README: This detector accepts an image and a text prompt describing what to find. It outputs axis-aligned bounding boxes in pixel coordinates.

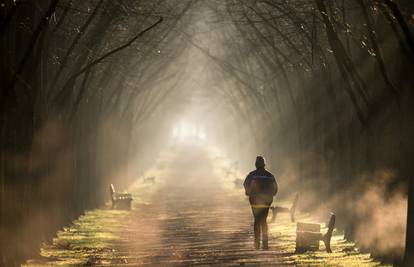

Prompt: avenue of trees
[1,0,414,266]
[191,0,414,264]
[0,0,195,264]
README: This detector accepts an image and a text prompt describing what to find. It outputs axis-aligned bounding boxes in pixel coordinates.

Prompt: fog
[1,0,414,266]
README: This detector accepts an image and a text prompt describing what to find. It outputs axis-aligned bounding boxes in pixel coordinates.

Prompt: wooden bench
[270,193,299,223]
[295,213,336,253]
[110,184,133,209]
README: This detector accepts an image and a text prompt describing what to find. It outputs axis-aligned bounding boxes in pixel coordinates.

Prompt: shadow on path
[24,144,387,266]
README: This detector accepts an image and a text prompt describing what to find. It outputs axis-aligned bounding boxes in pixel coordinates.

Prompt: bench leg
[270,207,277,223]
[290,193,299,222]
[271,193,299,223]
[322,213,336,253]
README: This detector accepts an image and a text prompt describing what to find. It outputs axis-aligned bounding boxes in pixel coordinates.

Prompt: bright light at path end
[172,121,206,141]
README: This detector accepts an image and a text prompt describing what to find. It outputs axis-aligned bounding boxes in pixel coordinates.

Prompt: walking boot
[262,239,269,250]
[254,238,260,250]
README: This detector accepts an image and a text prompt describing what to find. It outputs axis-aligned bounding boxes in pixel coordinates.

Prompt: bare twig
[54,16,163,106]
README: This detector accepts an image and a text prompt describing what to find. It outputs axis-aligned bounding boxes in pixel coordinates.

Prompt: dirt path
[25,145,387,266]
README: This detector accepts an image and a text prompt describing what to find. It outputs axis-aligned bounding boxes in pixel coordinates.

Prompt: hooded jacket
[243,168,278,205]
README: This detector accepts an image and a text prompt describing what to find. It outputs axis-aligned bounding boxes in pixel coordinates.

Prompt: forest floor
[24,144,389,266]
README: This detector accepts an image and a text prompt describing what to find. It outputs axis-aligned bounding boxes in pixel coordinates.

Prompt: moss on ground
[25,202,389,267]
[24,181,157,267]
[24,149,391,266]
[23,209,130,266]
[269,213,390,267]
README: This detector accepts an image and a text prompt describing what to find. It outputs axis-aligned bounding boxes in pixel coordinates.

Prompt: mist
[1,0,414,266]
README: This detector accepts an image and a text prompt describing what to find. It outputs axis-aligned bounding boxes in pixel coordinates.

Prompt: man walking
[243,156,278,249]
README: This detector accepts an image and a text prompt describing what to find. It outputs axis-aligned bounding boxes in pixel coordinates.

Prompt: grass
[24,148,392,266]
[268,213,391,267]
[24,180,158,267]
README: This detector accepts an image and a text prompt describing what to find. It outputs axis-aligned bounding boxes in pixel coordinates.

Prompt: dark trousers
[251,205,270,249]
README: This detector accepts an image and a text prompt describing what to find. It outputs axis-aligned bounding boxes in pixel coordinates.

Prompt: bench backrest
[110,184,115,201]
